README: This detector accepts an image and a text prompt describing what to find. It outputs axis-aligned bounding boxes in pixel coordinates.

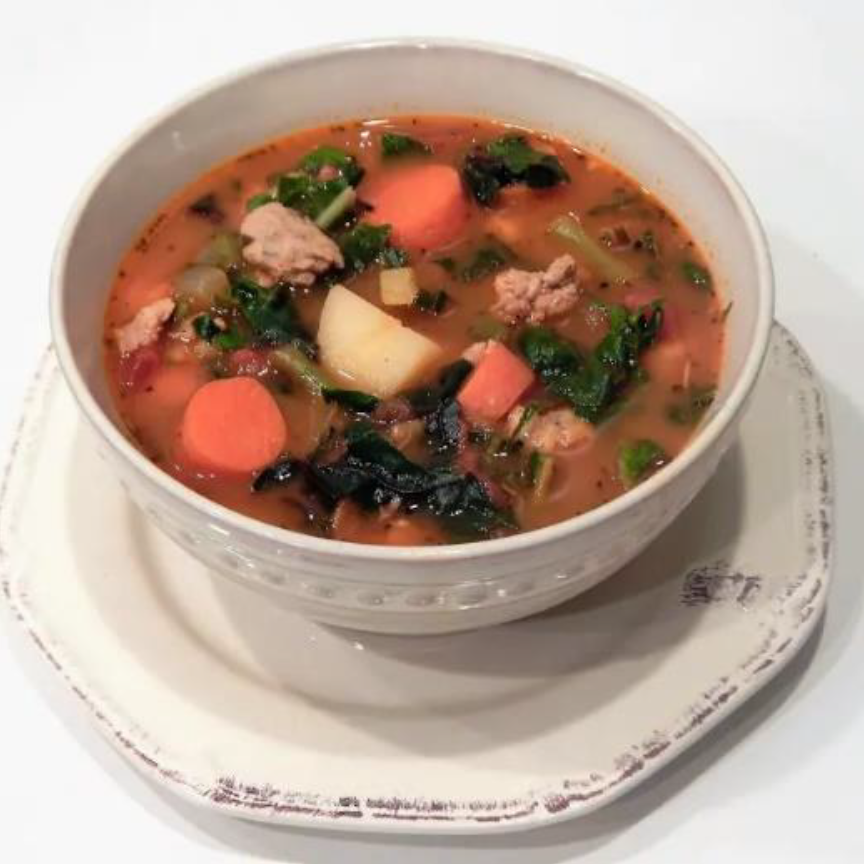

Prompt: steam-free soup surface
[105,116,724,545]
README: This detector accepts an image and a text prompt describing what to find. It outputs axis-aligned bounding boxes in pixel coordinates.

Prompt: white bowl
[50,39,774,634]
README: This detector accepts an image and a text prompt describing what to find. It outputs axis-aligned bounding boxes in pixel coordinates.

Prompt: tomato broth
[105,116,724,544]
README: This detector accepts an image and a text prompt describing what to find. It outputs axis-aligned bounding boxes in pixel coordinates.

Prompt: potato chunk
[318,285,441,397]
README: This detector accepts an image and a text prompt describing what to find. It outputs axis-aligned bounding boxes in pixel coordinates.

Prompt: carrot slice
[457,342,535,423]
[180,377,287,474]
[364,164,469,251]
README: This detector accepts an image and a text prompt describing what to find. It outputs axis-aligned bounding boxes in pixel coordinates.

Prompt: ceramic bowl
[50,39,774,634]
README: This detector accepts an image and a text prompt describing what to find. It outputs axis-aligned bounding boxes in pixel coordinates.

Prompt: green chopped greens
[322,388,380,413]
[414,289,449,315]
[381,132,432,158]
[681,260,713,291]
[298,145,364,186]
[519,302,663,423]
[274,173,351,223]
[192,314,247,351]
[461,134,570,206]
[305,423,514,540]
[434,242,514,282]
[337,223,408,274]
[586,191,642,216]
[230,276,313,351]
[246,192,274,212]
[619,440,668,487]
[666,385,716,425]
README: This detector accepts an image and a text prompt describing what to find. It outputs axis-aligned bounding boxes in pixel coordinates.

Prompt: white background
[1,2,862,861]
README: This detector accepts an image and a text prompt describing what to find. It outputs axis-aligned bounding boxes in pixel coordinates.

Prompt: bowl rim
[50,36,775,565]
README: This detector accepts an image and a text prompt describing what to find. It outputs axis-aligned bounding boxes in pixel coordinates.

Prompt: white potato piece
[380,267,419,306]
[318,285,441,397]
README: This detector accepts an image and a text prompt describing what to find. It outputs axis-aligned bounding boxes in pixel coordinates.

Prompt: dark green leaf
[188,193,224,223]
[245,192,274,212]
[252,459,301,492]
[458,244,513,281]
[337,223,407,274]
[275,173,350,222]
[425,399,462,456]
[298,145,364,186]
[193,314,247,351]
[322,388,380,413]
[381,133,431,158]
[587,191,642,216]
[681,260,713,291]
[666,385,716,425]
[415,289,449,315]
[433,256,457,274]
[193,314,221,341]
[619,440,668,487]
[404,359,473,415]
[230,276,313,350]
[308,423,513,539]
[461,135,569,206]
[519,302,663,423]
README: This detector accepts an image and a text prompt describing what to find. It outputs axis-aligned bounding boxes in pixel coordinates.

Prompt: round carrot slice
[364,164,469,251]
[180,377,287,474]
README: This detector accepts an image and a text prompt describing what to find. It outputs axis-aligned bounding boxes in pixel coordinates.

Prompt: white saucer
[0,323,832,834]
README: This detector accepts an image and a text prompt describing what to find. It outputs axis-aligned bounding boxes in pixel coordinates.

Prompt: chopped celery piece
[314,185,357,230]
[271,345,333,396]
[549,215,636,283]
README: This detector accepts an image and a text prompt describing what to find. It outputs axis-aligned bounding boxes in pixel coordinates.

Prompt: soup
[104,116,725,545]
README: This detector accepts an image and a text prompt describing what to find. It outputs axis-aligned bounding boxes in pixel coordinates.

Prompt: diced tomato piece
[457,342,535,423]
[229,348,271,377]
[119,345,161,392]
[623,287,661,311]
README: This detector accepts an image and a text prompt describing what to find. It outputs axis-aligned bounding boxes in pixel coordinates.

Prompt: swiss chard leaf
[192,314,247,351]
[681,260,713,291]
[322,388,380,413]
[337,223,408,274]
[462,135,570,205]
[230,276,313,351]
[458,244,513,281]
[425,398,462,456]
[404,359,474,415]
[434,242,513,281]
[520,303,663,423]
[275,173,350,222]
[666,385,716,425]
[252,459,301,493]
[381,132,431,158]
[298,145,364,186]
[309,423,513,539]
[619,440,668,487]
[415,289,449,315]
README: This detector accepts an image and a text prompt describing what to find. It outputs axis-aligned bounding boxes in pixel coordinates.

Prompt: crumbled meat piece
[114,298,175,355]
[492,254,580,323]
[461,340,492,365]
[506,406,595,453]
[240,202,343,286]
